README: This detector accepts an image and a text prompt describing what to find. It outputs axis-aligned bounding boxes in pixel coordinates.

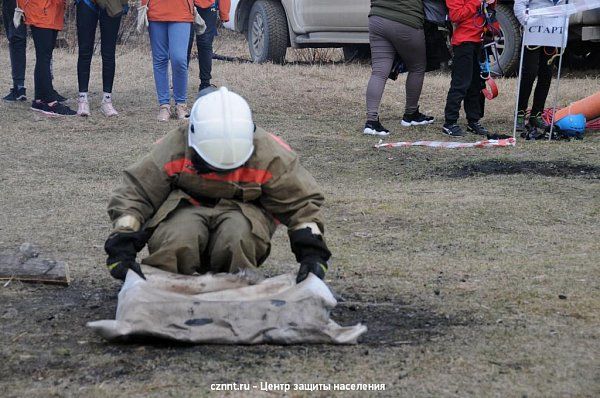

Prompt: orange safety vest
[17,0,65,31]
[142,0,195,23]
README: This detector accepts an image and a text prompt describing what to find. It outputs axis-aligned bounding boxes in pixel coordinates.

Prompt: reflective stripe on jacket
[17,0,65,30]
[107,126,326,241]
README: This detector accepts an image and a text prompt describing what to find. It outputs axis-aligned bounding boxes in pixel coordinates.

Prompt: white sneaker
[176,103,188,120]
[77,98,90,117]
[157,104,171,122]
[101,100,118,117]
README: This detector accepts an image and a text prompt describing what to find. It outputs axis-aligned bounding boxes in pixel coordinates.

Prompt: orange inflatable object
[555,91,600,122]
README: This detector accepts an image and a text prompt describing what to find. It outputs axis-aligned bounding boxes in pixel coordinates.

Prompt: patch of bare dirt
[440,160,600,179]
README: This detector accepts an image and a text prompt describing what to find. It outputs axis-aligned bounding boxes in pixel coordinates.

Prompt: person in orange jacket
[188,0,230,92]
[15,0,76,116]
[141,0,195,121]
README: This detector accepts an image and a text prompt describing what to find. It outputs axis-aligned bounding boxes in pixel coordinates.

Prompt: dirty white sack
[87,265,366,344]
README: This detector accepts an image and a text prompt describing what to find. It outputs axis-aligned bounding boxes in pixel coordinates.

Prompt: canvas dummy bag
[88,265,367,344]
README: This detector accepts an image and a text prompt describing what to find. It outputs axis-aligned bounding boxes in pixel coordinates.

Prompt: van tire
[247,0,289,64]
[494,4,522,76]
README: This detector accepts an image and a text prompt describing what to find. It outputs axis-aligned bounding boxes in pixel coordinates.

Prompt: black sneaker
[3,87,27,102]
[442,123,465,137]
[467,121,489,136]
[363,119,390,136]
[31,100,76,116]
[401,106,434,126]
[54,90,68,102]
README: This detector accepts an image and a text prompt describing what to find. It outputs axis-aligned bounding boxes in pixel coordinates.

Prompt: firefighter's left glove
[290,227,331,284]
[296,257,328,284]
[104,230,149,281]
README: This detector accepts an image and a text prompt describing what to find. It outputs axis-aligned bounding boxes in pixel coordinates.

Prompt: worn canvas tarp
[87,265,366,344]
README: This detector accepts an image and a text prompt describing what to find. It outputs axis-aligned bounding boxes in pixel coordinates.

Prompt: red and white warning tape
[374,138,516,149]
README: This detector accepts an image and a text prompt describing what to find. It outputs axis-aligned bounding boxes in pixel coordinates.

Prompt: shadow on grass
[441,160,600,179]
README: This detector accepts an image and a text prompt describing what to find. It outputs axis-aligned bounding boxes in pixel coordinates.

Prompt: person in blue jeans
[143,0,195,121]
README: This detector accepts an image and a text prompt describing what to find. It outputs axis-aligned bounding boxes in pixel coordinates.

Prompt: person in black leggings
[17,0,76,116]
[187,0,230,93]
[2,0,27,101]
[76,0,125,117]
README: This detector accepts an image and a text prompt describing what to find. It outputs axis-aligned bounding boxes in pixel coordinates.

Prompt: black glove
[296,256,328,284]
[289,227,331,283]
[104,230,149,281]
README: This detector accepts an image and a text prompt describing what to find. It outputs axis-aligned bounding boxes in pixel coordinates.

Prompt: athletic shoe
[3,87,27,102]
[363,120,390,136]
[54,91,67,102]
[48,101,76,116]
[199,82,215,91]
[401,106,434,126]
[529,112,547,129]
[467,121,490,136]
[77,97,90,116]
[516,111,526,132]
[442,123,465,137]
[157,104,171,121]
[176,103,188,119]
[31,100,76,116]
[198,84,218,99]
[101,100,118,117]
[31,100,52,114]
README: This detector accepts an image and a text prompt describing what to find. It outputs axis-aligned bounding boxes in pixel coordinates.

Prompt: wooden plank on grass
[0,253,70,286]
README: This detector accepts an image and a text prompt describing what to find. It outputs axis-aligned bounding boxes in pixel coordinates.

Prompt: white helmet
[188,87,255,170]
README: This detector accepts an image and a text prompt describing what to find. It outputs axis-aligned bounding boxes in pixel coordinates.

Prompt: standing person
[442,0,497,137]
[75,0,128,117]
[2,0,27,101]
[363,0,434,136]
[192,0,230,91]
[104,87,330,284]
[514,0,558,131]
[16,0,76,116]
[141,0,194,121]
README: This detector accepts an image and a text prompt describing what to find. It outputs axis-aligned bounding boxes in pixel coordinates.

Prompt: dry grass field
[0,30,599,397]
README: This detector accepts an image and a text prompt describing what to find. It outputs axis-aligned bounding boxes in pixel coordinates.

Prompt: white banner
[523,16,569,47]
[528,0,600,17]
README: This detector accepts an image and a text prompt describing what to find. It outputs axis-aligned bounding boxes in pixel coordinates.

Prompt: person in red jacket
[442,0,497,137]
[16,0,76,116]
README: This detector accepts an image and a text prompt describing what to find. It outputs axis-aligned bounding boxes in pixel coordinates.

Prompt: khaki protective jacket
[108,126,325,243]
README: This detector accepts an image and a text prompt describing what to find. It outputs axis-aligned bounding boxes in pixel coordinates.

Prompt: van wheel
[247,0,289,64]
[493,4,522,76]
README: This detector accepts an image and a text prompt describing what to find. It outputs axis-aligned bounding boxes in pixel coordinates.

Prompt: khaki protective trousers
[142,204,271,275]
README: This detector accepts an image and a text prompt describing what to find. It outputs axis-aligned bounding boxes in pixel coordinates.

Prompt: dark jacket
[370,0,424,30]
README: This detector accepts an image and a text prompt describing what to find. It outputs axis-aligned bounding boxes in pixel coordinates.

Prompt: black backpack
[423,0,449,27]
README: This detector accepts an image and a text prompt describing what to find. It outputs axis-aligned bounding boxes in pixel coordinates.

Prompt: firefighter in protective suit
[105,87,331,283]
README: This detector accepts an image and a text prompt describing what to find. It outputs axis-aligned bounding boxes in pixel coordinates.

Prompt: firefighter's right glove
[104,230,148,281]
[289,227,331,284]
